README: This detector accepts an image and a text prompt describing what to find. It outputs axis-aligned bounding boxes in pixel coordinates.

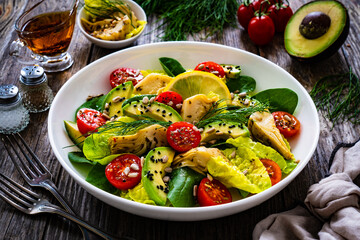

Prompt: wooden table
[1,0,359,239]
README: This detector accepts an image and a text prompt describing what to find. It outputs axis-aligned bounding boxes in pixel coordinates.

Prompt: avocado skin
[285,0,349,63]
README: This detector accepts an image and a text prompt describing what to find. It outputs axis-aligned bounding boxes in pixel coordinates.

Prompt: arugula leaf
[68,152,96,165]
[159,57,186,77]
[74,95,106,120]
[167,167,204,207]
[86,163,118,194]
[254,88,298,114]
[226,75,256,93]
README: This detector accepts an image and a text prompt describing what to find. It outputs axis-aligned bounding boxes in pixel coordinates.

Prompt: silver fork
[0,173,122,240]
[0,133,119,240]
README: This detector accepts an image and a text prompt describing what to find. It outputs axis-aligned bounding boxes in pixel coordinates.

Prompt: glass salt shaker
[19,65,54,113]
[0,84,30,134]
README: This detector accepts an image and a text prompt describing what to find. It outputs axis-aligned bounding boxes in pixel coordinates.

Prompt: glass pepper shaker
[0,84,30,134]
[19,65,54,113]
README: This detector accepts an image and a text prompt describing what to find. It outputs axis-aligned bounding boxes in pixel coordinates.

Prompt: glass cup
[10,0,79,72]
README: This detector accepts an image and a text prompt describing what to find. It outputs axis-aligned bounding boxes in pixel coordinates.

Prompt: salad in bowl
[64,57,301,207]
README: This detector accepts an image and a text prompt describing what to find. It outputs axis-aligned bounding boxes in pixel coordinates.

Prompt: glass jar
[19,65,54,113]
[0,84,30,134]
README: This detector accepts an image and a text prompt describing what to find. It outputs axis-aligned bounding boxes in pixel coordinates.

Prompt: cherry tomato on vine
[76,108,107,135]
[166,122,201,152]
[197,178,232,206]
[109,67,144,88]
[194,61,225,78]
[155,91,183,112]
[105,154,142,190]
[272,111,300,138]
[248,14,275,45]
[268,4,293,32]
[260,159,282,185]
[237,1,255,30]
[252,0,278,12]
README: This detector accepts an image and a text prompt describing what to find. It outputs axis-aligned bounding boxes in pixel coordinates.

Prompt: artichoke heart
[109,124,168,156]
[134,73,173,95]
[181,94,218,123]
[173,147,226,174]
[248,111,293,160]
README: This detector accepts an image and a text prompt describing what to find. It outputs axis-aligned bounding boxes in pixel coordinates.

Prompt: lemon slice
[163,71,231,101]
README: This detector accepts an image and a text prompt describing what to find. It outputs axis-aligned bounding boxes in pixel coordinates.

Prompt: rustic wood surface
[1,0,359,239]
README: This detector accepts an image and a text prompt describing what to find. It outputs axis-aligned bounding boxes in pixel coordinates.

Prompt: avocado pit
[299,11,331,39]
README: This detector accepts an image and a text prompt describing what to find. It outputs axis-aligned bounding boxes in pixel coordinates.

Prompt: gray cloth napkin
[253,139,360,240]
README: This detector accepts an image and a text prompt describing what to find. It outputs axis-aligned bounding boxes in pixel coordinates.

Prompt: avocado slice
[122,97,183,123]
[200,120,250,144]
[102,82,133,118]
[220,64,241,79]
[64,120,86,149]
[142,147,175,206]
[284,0,349,62]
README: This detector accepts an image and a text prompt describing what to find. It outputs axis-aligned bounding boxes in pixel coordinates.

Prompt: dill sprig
[135,0,238,41]
[84,0,133,23]
[97,119,171,136]
[196,104,269,129]
[310,69,360,124]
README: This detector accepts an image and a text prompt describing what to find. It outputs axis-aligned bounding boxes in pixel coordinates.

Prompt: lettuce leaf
[227,137,297,174]
[207,145,271,194]
[127,181,156,205]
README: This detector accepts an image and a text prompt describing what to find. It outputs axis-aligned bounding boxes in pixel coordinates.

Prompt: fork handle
[41,179,94,239]
[40,203,117,240]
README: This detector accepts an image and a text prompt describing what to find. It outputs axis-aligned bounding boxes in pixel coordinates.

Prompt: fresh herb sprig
[97,119,171,136]
[197,104,269,129]
[135,0,238,40]
[310,70,360,124]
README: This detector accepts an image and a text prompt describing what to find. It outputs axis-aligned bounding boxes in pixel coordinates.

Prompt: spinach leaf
[86,163,118,194]
[253,88,298,114]
[226,75,256,93]
[167,167,204,207]
[74,95,106,120]
[68,152,96,165]
[159,57,186,77]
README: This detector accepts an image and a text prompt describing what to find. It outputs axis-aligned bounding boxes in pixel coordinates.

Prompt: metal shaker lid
[19,65,46,85]
[0,84,20,104]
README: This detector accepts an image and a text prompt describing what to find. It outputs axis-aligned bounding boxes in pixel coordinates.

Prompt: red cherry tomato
[272,111,300,138]
[105,154,142,190]
[155,91,183,112]
[237,2,255,30]
[252,0,277,12]
[109,67,144,88]
[76,108,107,135]
[197,178,232,206]
[194,61,225,78]
[166,122,201,152]
[260,159,282,185]
[248,14,275,45]
[268,4,293,32]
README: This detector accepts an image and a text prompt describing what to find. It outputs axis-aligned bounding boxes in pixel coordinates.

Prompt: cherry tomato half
[155,91,183,112]
[197,178,232,206]
[76,108,107,135]
[260,159,282,185]
[105,154,142,190]
[166,122,201,152]
[248,14,275,46]
[268,4,293,32]
[194,61,225,78]
[109,67,144,88]
[237,3,255,30]
[272,111,300,138]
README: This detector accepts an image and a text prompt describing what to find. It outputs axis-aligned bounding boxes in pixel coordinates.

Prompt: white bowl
[48,42,320,221]
[76,0,147,49]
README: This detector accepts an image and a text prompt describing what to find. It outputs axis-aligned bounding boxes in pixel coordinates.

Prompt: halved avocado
[284,0,349,62]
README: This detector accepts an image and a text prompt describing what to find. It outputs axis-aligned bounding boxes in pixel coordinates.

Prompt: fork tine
[0,189,30,213]
[1,138,33,183]
[9,134,46,176]
[0,173,40,212]
[15,133,50,174]
[3,135,39,179]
